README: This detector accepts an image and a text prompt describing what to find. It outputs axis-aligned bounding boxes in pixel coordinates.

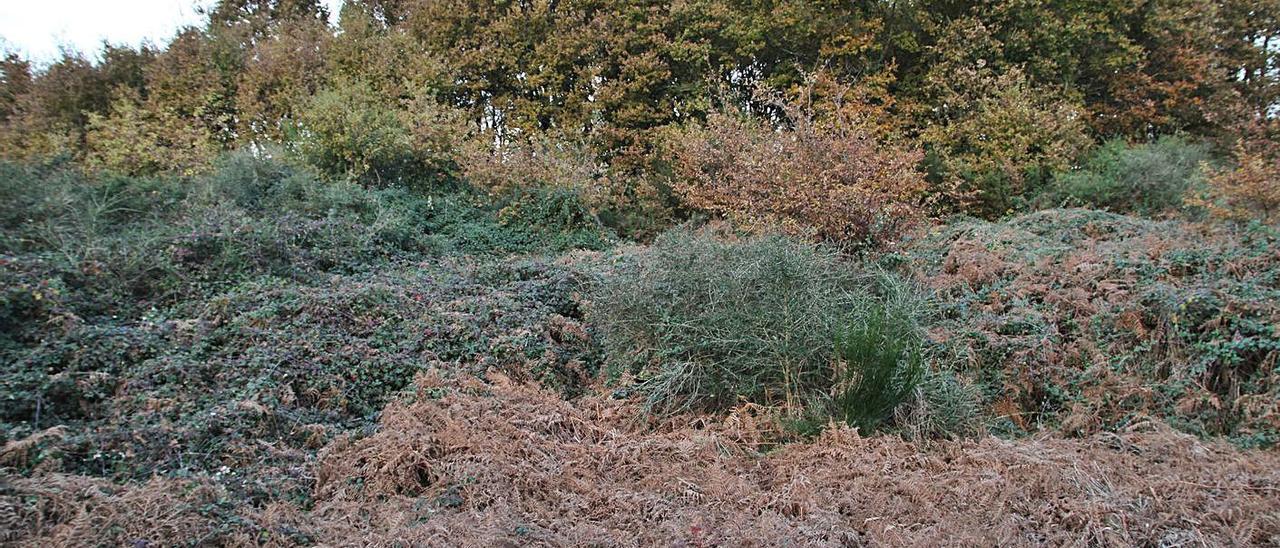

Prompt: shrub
[591,229,932,433]
[459,134,676,240]
[292,79,464,189]
[1188,141,1280,224]
[84,91,217,177]
[590,229,848,413]
[493,187,614,251]
[460,136,604,202]
[195,148,304,211]
[920,62,1093,217]
[830,294,925,432]
[668,97,927,249]
[1043,136,1213,216]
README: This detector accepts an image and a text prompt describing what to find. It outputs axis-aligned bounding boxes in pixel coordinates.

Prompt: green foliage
[292,79,463,189]
[919,63,1093,217]
[1042,136,1215,216]
[0,153,609,488]
[84,90,218,177]
[590,229,849,414]
[590,228,932,434]
[831,294,926,432]
[0,151,615,341]
[494,187,615,252]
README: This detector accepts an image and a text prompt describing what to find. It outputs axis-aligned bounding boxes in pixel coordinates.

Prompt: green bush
[590,228,932,432]
[590,229,848,414]
[291,79,462,190]
[831,299,925,432]
[1042,136,1214,216]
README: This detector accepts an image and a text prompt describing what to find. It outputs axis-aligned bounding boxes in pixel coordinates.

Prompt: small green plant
[831,304,925,432]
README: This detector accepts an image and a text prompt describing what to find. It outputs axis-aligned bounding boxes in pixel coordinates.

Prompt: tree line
[2,0,1278,239]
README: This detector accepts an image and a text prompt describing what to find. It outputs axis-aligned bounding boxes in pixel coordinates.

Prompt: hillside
[3,0,1280,545]
[1,159,1277,545]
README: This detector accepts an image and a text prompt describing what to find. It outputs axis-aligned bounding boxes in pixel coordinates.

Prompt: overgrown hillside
[1,152,1277,546]
[2,0,1280,545]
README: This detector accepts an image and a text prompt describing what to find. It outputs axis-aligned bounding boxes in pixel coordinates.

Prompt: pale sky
[0,0,343,66]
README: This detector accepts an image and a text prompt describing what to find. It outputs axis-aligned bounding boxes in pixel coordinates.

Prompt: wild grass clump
[591,228,942,434]
[895,368,986,440]
[831,298,925,432]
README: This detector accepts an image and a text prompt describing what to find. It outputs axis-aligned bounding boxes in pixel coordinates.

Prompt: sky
[0,0,343,66]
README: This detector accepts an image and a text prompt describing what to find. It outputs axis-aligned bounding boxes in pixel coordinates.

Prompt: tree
[0,53,32,123]
[85,89,217,176]
[236,16,331,143]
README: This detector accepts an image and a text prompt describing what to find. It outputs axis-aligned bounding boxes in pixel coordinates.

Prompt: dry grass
[11,373,1266,546]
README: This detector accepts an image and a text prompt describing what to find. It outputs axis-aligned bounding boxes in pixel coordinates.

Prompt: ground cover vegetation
[2,0,1280,545]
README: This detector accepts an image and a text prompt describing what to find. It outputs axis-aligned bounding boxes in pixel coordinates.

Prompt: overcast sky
[0,0,343,65]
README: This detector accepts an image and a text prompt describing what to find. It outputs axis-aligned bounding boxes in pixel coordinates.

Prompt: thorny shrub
[589,228,937,434]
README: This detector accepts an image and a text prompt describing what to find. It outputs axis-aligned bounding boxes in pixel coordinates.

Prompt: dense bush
[895,368,986,440]
[0,257,600,483]
[292,79,464,189]
[0,152,615,346]
[84,90,217,177]
[459,134,679,240]
[590,228,933,432]
[1041,136,1214,216]
[669,99,927,249]
[590,229,847,413]
[920,64,1093,217]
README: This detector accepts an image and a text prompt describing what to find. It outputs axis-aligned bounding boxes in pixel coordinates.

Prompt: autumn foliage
[1192,141,1280,224]
[3,2,1280,543]
[670,98,927,248]
[2,0,1278,230]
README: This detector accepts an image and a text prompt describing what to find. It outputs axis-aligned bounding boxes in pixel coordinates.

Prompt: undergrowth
[590,228,946,435]
[893,208,1280,446]
[0,153,610,501]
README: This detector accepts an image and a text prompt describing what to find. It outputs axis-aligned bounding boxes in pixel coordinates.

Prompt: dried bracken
[904,208,1280,442]
[11,374,1276,546]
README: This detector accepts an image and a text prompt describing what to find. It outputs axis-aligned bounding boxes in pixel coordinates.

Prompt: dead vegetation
[3,153,1277,547]
[5,372,1276,546]
[902,209,1280,444]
